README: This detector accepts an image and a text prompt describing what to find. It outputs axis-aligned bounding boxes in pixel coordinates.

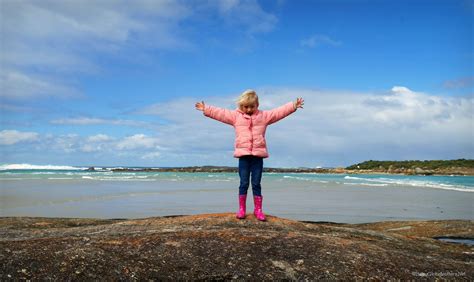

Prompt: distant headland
[105,159,474,176]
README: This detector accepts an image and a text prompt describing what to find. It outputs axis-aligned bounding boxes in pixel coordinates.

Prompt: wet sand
[1,178,472,223]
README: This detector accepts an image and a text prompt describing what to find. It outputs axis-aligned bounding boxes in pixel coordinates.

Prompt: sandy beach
[1,175,472,223]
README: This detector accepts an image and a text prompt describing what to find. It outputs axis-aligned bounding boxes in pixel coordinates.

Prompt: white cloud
[23,132,164,158]
[115,134,161,150]
[2,0,191,52]
[50,117,149,127]
[51,134,81,153]
[80,144,100,153]
[0,130,39,145]
[87,134,113,143]
[216,0,278,34]
[138,95,238,122]
[1,0,193,101]
[81,134,114,152]
[1,1,279,104]
[141,151,161,160]
[363,86,472,128]
[300,34,341,48]
[1,69,82,100]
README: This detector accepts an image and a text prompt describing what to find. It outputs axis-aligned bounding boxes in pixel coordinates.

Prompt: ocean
[1,164,473,223]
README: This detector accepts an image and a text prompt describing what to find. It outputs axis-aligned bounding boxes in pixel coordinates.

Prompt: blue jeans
[238,155,263,196]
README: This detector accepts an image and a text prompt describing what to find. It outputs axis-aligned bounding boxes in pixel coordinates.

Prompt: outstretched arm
[265,97,304,125]
[195,101,236,125]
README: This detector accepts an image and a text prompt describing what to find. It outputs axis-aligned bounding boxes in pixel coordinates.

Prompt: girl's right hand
[195,101,205,111]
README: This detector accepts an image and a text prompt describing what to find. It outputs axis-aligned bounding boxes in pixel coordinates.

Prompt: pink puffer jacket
[203,102,296,158]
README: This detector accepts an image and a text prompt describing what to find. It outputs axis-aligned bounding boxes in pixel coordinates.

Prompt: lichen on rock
[0,214,472,280]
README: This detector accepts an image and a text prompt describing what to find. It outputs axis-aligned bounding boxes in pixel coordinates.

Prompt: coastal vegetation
[107,159,474,175]
[346,159,474,170]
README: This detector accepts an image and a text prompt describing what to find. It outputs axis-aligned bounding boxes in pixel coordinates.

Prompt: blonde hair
[236,89,259,107]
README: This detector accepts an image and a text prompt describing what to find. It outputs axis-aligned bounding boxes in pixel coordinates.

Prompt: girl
[195,90,304,221]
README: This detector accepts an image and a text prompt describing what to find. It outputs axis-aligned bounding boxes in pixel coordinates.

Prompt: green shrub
[346,159,474,170]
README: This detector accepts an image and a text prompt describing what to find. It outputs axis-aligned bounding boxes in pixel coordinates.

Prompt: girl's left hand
[294,97,304,109]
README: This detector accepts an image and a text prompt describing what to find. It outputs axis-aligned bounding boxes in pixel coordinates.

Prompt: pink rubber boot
[253,195,266,221]
[236,194,247,219]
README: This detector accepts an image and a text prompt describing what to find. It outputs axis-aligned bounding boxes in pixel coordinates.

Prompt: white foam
[0,178,30,180]
[343,176,473,192]
[282,175,330,184]
[79,175,158,181]
[344,176,362,180]
[343,182,389,187]
[0,163,85,170]
[283,175,311,181]
[97,178,155,182]
[48,177,74,180]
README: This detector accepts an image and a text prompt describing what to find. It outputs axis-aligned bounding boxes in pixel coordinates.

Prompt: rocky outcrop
[1,214,472,280]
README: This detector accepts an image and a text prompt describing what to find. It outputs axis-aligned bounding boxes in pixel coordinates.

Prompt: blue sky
[1,0,473,168]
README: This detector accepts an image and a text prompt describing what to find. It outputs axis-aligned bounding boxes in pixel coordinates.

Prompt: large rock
[0,214,472,280]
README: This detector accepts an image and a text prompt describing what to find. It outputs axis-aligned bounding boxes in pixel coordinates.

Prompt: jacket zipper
[249,117,253,152]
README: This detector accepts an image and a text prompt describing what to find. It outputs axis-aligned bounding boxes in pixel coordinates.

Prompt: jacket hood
[236,108,260,117]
